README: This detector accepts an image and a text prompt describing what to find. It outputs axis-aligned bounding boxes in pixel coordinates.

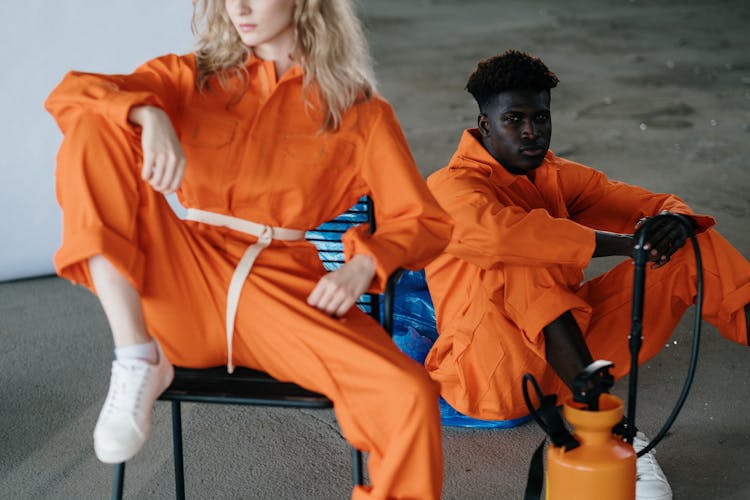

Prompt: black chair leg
[112,462,125,500]
[171,401,186,500]
[351,447,364,486]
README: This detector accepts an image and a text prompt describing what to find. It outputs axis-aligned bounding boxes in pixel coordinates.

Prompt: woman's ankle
[114,340,157,364]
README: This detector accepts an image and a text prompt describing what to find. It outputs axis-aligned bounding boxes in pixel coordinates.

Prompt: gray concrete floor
[2,0,750,498]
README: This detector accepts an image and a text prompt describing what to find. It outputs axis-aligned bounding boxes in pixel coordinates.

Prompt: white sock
[115,341,158,364]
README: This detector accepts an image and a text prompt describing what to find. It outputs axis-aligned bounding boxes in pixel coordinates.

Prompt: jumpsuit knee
[427,261,595,419]
[464,229,750,417]
[55,112,185,291]
[229,255,443,499]
[54,112,240,366]
[581,228,750,377]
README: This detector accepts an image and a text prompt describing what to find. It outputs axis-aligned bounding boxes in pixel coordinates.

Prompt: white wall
[0,2,194,281]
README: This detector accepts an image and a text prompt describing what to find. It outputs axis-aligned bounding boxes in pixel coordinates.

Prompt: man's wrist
[622,233,635,255]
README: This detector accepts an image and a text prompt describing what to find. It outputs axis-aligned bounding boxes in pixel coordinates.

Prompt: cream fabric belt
[185,208,306,373]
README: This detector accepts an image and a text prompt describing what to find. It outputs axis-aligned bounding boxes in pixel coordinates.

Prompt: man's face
[478,89,552,175]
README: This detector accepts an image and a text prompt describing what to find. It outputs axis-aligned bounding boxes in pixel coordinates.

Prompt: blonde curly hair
[192,0,375,130]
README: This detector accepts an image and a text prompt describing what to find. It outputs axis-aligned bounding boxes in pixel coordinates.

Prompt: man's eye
[504,115,520,123]
[535,115,549,122]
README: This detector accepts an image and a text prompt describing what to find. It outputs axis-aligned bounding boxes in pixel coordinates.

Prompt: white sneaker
[93,349,174,463]
[633,432,673,500]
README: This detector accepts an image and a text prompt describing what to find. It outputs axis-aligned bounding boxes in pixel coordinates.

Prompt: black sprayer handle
[573,360,615,411]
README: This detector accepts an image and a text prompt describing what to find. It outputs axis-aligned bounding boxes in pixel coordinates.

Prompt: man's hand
[129,105,186,195]
[307,254,376,317]
[635,212,694,268]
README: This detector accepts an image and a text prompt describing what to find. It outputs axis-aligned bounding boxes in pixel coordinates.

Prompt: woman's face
[225,0,296,52]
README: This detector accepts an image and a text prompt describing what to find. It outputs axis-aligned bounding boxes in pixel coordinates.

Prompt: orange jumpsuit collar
[244,54,303,83]
[453,128,557,187]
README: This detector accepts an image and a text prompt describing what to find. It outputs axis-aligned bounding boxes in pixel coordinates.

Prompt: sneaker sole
[94,436,146,464]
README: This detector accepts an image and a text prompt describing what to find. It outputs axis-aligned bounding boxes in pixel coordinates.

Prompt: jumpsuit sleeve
[563,163,716,233]
[427,167,596,270]
[44,53,190,134]
[342,100,454,291]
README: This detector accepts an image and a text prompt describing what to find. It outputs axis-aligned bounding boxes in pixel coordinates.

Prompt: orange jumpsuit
[45,53,453,500]
[424,129,750,421]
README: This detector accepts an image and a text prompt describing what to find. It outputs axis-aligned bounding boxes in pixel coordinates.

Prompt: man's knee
[389,361,441,412]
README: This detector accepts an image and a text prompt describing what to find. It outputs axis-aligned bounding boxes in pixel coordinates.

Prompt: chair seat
[159,367,333,409]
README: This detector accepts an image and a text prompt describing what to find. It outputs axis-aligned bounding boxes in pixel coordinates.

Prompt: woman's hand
[307,254,376,317]
[128,106,186,195]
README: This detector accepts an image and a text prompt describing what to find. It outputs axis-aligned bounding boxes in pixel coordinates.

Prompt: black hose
[522,373,550,434]
[628,215,704,457]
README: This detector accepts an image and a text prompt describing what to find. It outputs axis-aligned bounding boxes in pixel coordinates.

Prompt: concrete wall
[0,1,193,281]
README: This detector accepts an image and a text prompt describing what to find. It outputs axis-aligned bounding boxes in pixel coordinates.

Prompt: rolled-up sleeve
[427,168,596,270]
[342,99,453,290]
[44,53,189,134]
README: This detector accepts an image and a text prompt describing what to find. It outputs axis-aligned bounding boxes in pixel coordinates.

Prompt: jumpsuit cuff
[718,281,750,326]
[54,224,146,294]
[342,226,399,293]
[516,286,593,357]
[670,212,715,233]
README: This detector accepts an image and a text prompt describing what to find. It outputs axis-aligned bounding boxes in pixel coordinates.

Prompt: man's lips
[520,146,546,156]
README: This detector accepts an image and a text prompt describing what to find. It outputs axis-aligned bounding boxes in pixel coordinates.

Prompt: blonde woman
[45,1,451,497]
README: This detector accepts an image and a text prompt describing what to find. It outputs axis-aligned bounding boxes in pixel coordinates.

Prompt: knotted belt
[185,208,306,373]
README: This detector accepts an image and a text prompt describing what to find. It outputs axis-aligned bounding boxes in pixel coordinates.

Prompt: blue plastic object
[391,270,530,429]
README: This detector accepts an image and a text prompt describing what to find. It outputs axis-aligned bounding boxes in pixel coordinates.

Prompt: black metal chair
[112,197,399,499]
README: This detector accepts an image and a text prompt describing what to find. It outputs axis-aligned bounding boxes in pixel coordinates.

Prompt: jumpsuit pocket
[270,134,358,213]
[451,299,493,366]
[182,112,238,149]
[452,300,508,404]
[280,134,355,169]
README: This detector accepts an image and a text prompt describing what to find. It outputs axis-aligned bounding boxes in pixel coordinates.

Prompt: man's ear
[478,113,490,137]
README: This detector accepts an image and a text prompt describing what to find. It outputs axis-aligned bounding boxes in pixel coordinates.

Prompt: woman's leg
[54,113,190,463]
[230,249,443,500]
[88,254,150,348]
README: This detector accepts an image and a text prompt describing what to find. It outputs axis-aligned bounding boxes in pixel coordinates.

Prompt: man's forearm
[593,230,634,258]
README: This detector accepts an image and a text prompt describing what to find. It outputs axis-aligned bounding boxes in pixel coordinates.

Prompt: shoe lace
[633,435,665,481]
[102,362,149,418]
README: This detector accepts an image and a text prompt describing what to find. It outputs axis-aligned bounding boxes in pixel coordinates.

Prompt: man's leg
[580,228,750,373]
[576,228,750,500]
[427,262,592,420]
[543,310,594,390]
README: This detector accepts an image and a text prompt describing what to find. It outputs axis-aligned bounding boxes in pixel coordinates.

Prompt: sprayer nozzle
[573,360,615,411]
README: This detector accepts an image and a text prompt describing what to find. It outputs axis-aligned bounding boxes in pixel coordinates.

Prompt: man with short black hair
[424,50,750,500]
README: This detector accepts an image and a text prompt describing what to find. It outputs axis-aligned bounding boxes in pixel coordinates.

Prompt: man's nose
[520,119,537,139]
